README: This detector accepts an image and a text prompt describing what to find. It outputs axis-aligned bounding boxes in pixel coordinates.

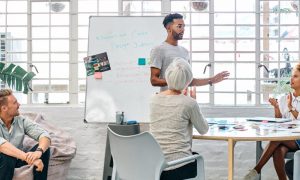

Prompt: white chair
[291,150,300,179]
[107,127,205,180]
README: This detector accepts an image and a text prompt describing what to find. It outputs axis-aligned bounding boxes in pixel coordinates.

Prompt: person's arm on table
[269,97,282,118]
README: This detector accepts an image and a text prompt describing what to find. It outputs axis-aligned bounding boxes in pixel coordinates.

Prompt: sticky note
[94,72,102,79]
[138,58,146,65]
[146,58,151,65]
[262,120,269,123]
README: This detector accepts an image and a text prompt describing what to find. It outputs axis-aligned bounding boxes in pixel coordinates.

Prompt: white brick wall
[19,106,281,180]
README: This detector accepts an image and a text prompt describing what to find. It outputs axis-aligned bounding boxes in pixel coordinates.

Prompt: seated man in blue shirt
[0,89,51,180]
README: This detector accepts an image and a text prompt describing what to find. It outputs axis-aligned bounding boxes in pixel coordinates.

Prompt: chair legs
[185,155,205,180]
[294,151,300,180]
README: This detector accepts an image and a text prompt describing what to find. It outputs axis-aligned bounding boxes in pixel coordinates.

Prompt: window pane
[215,80,234,92]
[261,53,278,61]
[171,1,190,12]
[215,93,234,105]
[78,40,88,51]
[51,53,69,61]
[32,40,49,52]
[280,26,298,38]
[32,14,49,26]
[237,80,255,92]
[7,54,27,61]
[7,15,27,25]
[215,63,235,78]
[78,80,86,91]
[260,26,278,38]
[179,40,190,51]
[191,13,209,24]
[214,40,234,51]
[281,1,298,12]
[280,40,299,52]
[0,15,5,25]
[214,13,234,24]
[32,80,49,91]
[0,2,6,12]
[260,93,284,104]
[192,53,209,61]
[32,2,49,13]
[196,84,209,92]
[192,63,210,78]
[237,53,255,61]
[51,2,69,13]
[192,40,209,51]
[183,26,190,38]
[7,1,27,12]
[33,63,49,78]
[237,26,255,38]
[260,1,278,12]
[196,93,209,104]
[51,63,69,78]
[260,63,278,78]
[78,63,86,78]
[280,62,297,78]
[78,53,87,61]
[280,13,298,25]
[260,13,278,25]
[236,63,255,78]
[279,53,298,62]
[14,94,27,104]
[236,0,255,11]
[51,14,69,25]
[260,40,278,51]
[99,0,118,12]
[32,93,45,103]
[51,80,69,91]
[7,27,27,39]
[237,93,255,105]
[51,27,69,38]
[214,0,235,12]
[32,54,49,61]
[143,1,161,12]
[236,40,255,51]
[32,27,49,38]
[78,27,89,38]
[0,53,5,61]
[78,93,85,104]
[123,2,142,12]
[215,53,234,61]
[51,40,69,52]
[192,26,209,38]
[236,13,255,24]
[215,26,234,38]
[79,0,97,12]
[78,14,97,25]
[7,40,27,52]
[1,40,5,52]
[48,93,69,103]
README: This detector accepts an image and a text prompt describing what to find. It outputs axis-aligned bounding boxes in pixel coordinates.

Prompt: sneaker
[242,169,260,180]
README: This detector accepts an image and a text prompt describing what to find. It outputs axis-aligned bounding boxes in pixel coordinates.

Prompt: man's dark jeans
[285,159,294,180]
[160,152,198,180]
[0,144,50,180]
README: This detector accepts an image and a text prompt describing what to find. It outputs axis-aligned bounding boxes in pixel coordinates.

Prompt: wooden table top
[193,118,300,141]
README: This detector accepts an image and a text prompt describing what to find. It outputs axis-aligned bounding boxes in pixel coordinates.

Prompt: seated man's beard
[172,31,183,40]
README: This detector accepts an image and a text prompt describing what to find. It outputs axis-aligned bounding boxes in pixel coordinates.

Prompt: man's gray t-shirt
[150,42,190,92]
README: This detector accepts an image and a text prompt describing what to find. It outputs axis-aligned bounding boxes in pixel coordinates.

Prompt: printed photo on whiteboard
[83,57,95,76]
[88,52,111,73]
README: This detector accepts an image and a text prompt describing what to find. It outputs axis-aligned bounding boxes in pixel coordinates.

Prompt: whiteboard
[85,16,167,123]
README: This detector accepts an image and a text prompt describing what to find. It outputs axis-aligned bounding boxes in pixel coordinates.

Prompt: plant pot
[191,1,208,11]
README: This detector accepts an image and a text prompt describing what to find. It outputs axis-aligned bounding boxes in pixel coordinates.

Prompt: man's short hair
[0,89,12,112]
[163,13,183,29]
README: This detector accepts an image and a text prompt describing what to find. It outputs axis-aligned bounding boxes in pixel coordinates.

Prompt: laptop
[246,117,292,123]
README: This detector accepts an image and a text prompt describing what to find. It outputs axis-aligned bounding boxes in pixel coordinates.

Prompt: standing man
[0,89,51,180]
[151,13,230,92]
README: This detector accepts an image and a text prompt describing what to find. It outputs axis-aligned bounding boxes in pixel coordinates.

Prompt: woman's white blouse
[278,93,300,120]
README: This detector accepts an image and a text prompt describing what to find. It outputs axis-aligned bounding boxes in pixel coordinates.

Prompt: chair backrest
[107,127,167,180]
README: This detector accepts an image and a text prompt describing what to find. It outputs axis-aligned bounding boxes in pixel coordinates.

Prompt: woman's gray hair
[165,58,193,92]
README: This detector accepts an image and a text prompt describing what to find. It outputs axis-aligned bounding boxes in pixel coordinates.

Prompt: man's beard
[172,31,183,40]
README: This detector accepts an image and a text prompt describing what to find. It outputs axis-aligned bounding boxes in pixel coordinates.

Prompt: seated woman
[243,63,300,180]
[149,58,209,180]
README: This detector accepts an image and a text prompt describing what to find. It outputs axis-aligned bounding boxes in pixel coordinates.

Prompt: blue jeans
[160,152,198,180]
[0,144,50,180]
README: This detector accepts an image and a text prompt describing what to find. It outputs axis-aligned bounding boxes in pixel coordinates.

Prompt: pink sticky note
[94,72,102,79]
[262,120,269,123]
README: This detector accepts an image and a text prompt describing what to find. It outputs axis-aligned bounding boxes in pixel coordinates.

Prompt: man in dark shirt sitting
[0,89,51,180]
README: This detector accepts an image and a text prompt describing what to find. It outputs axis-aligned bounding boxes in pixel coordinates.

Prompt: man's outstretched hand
[211,71,230,84]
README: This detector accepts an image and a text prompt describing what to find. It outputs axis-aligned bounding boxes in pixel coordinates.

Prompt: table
[193,118,300,180]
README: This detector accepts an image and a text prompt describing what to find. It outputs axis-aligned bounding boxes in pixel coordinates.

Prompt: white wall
[19,106,281,180]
